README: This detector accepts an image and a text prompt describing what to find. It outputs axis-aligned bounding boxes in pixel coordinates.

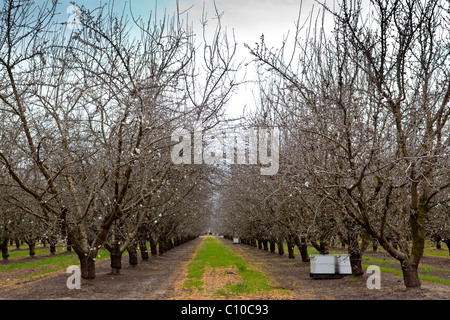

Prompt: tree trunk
[277,239,284,255]
[286,237,295,259]
[347,230,364,276]
[293,235,310,262]
[67,238,72,252]
[128,244,138,267]
[28,242,36,257]
[443,240,450,256]
[435,239,441,250]
[262,240,269,251]
[401,262,421,289]
[257,239,262,249]
[50,243,56,255]
[149,237,157,256]
[79,254,96,279]
[48,236,57,255]
[15,240,20,249]
[110,252,122,274]
[109,242,122,274]
[319,241,329,254]
[168,238,174,249]
[139,241,149,260]
[269,240,276,253]
[299,238,310,262]
[372,240,378,252]
[349,251,363,276]
[1,239,9,261]
[158,237,166,255]
[403,206,426,288]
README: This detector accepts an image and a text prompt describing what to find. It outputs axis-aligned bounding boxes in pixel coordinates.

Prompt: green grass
[3,247,72,259]
[227,269,276,294]
[0,253,79,272]
[185,236,289,296]
[423,248,449,257]
[0,249,110,286]
[0,254,80,286]
[0,249,110,272]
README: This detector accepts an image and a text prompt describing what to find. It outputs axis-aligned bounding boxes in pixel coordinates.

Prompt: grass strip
[185,236,289,296]
[0,249,109,272]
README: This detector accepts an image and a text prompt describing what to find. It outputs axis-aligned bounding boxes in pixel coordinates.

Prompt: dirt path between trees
[169,236,292,300]
[0,237,203,300]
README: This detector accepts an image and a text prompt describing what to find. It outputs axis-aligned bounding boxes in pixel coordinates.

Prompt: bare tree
[0,0,239,279]
[246,0,449,288]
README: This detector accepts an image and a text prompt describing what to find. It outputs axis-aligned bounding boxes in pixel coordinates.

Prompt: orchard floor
[218,238,450,300]
[0,236,448,300]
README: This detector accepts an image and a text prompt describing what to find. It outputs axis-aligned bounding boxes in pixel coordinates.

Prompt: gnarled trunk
[401,262,421,289]
[128,244,138,267]
[139,241,149,260]
[27,241,36,257]
[79,254,96,279]
[294,235,310,262]
[349,251,363,276]
[347,230,364,276]
[109,243,123,274]
[110,252,122,274]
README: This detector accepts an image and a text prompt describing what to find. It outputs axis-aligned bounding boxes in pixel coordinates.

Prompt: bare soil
[0,236,448,300]
[221,238,450,300]
[0,238,203,300]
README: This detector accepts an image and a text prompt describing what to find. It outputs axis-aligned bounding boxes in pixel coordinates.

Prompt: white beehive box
[310,255,335,274]
[335,254,352,275]
[310,254,352,278]
[233,237,240,244]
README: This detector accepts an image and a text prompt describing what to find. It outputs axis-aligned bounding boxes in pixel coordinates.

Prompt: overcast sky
[58,0,333,117]
[174,0,320,118]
